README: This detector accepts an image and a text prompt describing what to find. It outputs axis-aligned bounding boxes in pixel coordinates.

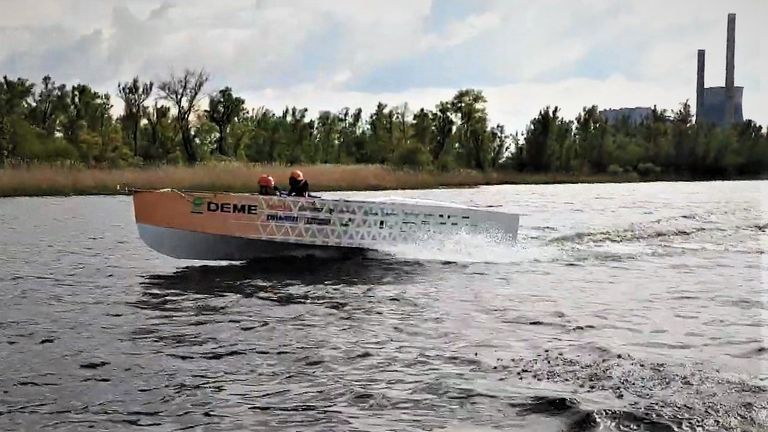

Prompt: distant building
[600,14,744,128]
[697,85,744,126]
[696,13,744,127]
[599,107,652,125]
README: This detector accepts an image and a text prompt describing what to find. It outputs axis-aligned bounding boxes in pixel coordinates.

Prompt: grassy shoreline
[0,163,764,198]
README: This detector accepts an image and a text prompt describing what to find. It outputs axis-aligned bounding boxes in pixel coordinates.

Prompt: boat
[131,188,520,261]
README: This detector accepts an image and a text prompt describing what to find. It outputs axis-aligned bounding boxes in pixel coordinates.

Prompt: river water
[0,180,766,431]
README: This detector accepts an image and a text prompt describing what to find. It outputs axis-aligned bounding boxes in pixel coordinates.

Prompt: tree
[286,106,313,164]
[117,76,153,157]
[0,76,34,163]
[450,89,491,170]
[670,100,694,172]
[339,107,364,163]
[392,103,411,155]
[0,76,33,117]
[94,93,114,156]
[29,75,69,136]
[412,108,433,157]
[575,105,608,172]
[193,115,218,158]
[430,101,455,166]
[242,107,278,162]
[641,105,672,167]
[144,102,177,162]
[315,110,339,163]
[489,124,509,168]
[728,119,767,176]
[64,83,108,163]
[228,113,254,161]
[157,68,209,163]
[205,86,245,157]
[366,102,393,163]
[523,106,573,172]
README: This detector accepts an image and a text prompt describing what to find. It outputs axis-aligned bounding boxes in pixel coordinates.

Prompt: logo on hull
[191,198,258,215]
[191,197,204,214]
[267,214,299,224]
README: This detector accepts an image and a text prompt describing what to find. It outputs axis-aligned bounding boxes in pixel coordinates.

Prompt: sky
[0,0,764,133]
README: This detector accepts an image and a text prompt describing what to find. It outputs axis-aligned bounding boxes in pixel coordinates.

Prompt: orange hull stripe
[133,190,272,239]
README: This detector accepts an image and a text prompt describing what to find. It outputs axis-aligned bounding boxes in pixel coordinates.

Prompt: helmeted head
[258,174,275,188]
[289,169,304,181]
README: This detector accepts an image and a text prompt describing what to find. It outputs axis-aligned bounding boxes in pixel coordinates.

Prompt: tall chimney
[726,13,735,89]
[697,49,705,122]
[725,13,736,124]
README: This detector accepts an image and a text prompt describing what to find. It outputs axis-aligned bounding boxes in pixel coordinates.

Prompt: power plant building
[599,107,652,125]
[696,13,744,126]
[600,13,745,128]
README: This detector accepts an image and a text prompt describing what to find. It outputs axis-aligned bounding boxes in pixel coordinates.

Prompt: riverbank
[0,163,761,197]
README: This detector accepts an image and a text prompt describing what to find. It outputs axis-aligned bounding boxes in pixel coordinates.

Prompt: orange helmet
[290,169,304,181]
[258,174,275,188]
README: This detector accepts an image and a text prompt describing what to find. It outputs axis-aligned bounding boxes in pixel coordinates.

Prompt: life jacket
[259,185,278,195]
[288,177,309,197]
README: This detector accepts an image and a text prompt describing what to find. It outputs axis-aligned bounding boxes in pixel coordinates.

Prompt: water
[0,180,766,431]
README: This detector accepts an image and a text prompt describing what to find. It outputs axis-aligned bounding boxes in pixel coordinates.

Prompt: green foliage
[575,105,608,172]
[366,102,394,164]
[451,89,492,170]
[117,76,153,157]
[0,76,35,164]
[157,69,209,163]
[489,124,510,169]
[142,102,178,163]
[64,84,114,164]
[610,134,645,169]
[0,71,765,178]
[9,117,78,162]
[28,75,69,136]
[392,143,432,169]
[205,86,245,157]
[193,116,219,160]
[515,101,767,177]
[430,102,454,163]
[523,106,574,172]
[637,162,661,176]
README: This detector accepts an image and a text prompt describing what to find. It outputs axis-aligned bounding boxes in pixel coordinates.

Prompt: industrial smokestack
[725,13,736,124]
[697,49,705,122]
[726,13,735,89]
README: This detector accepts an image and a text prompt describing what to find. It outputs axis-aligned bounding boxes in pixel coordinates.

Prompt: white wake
[369,229,560,264]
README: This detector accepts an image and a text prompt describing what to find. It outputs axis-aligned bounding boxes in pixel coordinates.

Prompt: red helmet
[258,174,275,188]
[290,169,304,181]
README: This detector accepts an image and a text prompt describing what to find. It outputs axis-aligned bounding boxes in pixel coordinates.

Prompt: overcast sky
[0,0,764,132]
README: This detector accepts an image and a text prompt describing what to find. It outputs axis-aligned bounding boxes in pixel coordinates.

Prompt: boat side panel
[134,190,266,239]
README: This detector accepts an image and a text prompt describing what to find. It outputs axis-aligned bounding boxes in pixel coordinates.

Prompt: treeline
[1,68,766,177]
[517,104,768,177]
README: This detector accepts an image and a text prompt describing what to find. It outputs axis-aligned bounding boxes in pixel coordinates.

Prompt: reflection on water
[133,255,429,312]
[141,254,427,292]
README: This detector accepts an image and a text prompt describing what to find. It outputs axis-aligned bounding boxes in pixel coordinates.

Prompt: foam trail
[370,229,561,264]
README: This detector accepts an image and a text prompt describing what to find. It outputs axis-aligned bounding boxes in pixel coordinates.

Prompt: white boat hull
[137,223,363,260]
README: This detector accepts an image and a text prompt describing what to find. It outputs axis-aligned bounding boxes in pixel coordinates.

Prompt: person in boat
[257,174,281,196]
[287,170,310,197]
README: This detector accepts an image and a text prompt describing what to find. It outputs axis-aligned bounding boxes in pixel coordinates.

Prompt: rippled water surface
[1,181,766,431]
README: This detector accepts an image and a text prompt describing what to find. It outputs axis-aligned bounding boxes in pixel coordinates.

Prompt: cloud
[420,11,503,50]
[0,0,764,132]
